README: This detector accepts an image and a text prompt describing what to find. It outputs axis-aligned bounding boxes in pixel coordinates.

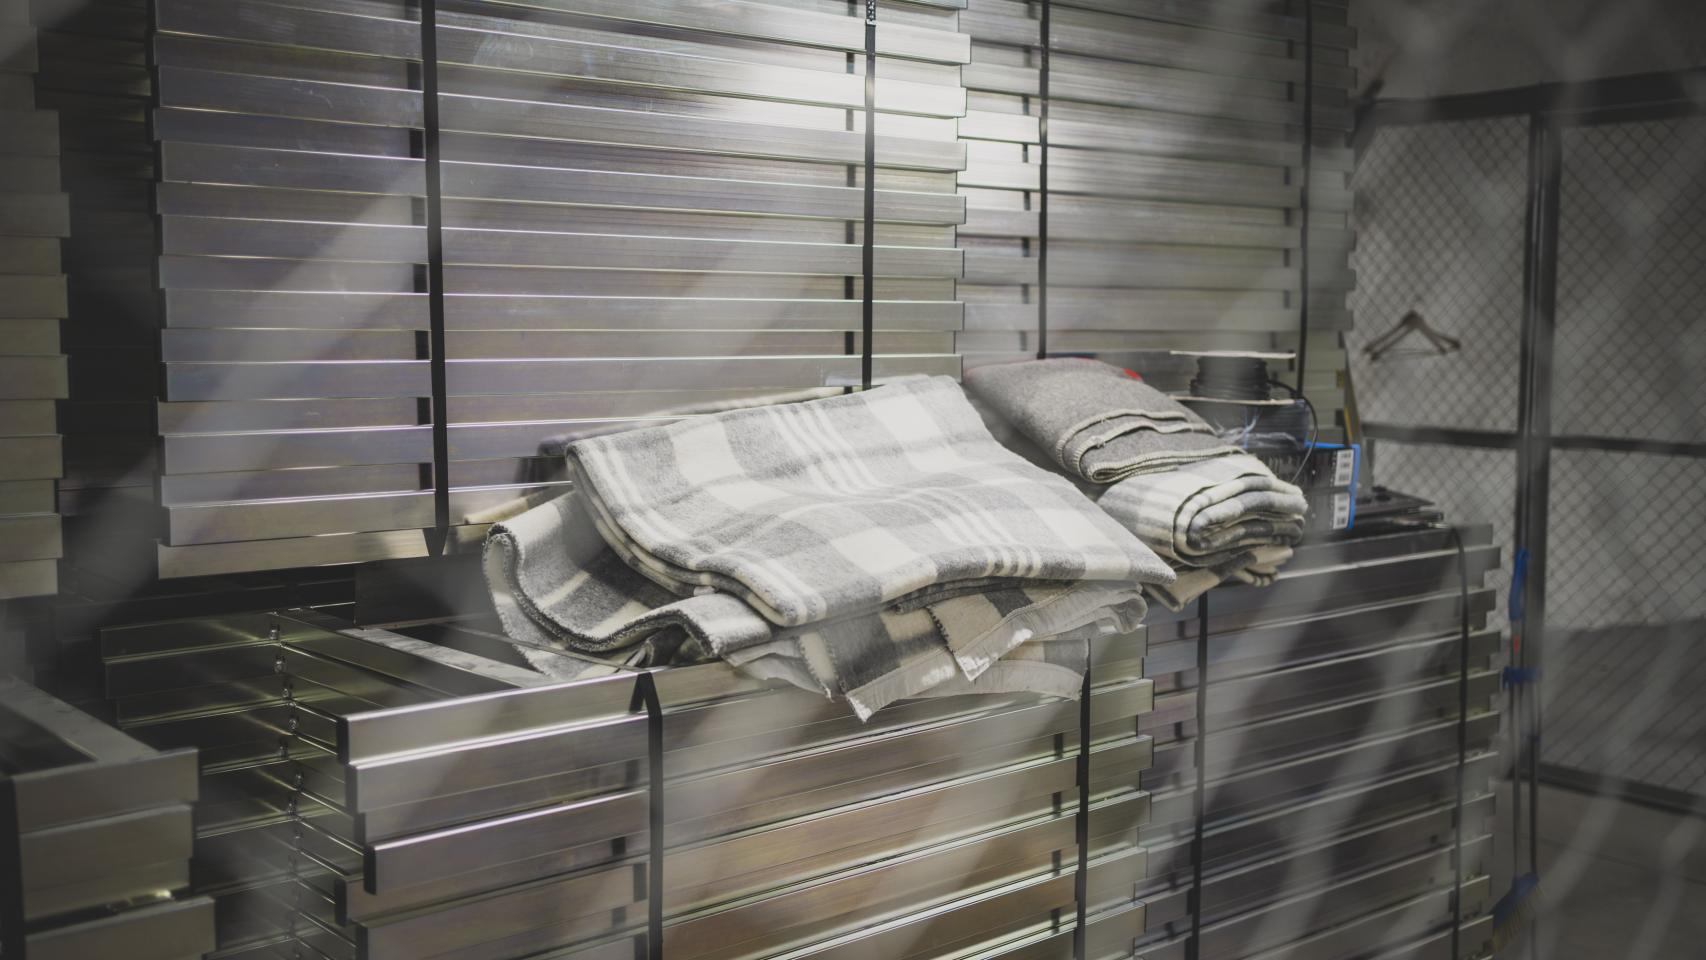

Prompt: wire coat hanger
[1363,308,1463,361]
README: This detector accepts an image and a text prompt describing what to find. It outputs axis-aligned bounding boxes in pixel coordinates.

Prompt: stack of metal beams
[1134,525,1502,960]
[93,523,1502,960]
[99,608,1154,960]
[954,0,1357,415]
[0,0,68,600]
[31,0,159,572]
[145,0,970,578]
[0,674,212,960]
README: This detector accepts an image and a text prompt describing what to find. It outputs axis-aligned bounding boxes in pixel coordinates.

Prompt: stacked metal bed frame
[0,673,212,959]
[0,0,69,601]
[101,604,1156,960]
[1132,525,1502,960]
[91,522,1499,960]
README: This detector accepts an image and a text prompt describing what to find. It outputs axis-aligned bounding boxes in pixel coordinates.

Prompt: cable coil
[1188,355,1277,402]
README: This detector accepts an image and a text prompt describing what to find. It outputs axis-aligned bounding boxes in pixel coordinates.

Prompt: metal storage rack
[0,0,70,602]
[100,607,1153,960]
[1135,525,1502,959]
[91,522,1497,960]
[0,673,212,959]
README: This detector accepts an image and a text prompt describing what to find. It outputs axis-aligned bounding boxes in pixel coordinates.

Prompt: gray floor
[1493,782,1706,958]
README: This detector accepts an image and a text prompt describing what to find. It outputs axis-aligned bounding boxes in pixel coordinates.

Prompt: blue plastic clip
[1507,549,1529,624]
[1501,666,1539,687]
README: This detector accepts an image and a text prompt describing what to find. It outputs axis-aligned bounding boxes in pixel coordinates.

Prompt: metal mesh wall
[1347,117,1528,432]
[1541,450,1706,795]
[1554,116,1706,444]
[1536,116,1706,801]
[1371,441,1516,626]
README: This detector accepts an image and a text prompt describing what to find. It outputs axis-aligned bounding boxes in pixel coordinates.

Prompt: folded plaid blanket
[725,585,1140,719]
[486,487,1148,718]
[963,359,1238,483]
[1145,545,1293,612]
[567,376,1173,627]
[1093,454,1307,567]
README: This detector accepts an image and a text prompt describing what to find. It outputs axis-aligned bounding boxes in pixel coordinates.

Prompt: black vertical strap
[1294,1,1314,393]
[1447,527,1471,960]
[1186,596,1209,960]
[1071,659,1092,959]
[1515,112,1560,960]
[0,779,23,960]
[420,0,451,554]
[630,672,665,960]
[860,1,877,390]
[1036,0,1050,360]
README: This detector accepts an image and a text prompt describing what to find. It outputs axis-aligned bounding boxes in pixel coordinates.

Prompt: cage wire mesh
[1541,451,1706,796]
[1370,441,1516,629]
[1554,116,1706,445]
[1534,116,1706,803]
[1347,117,1529,432]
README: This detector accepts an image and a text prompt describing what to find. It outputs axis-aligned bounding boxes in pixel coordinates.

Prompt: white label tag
[1332,449,1355,487]
[1331,493,1351,529]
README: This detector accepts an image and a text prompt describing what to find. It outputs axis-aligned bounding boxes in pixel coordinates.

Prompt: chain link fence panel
[1555,116,1706,444]
[1540,449,1706,796]
[1348,117,1529,432]
[1370,440,1516,629]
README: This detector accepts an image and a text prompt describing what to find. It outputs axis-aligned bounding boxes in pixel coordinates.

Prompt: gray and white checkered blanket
[964,358,1239,483]
[567,376,1173,626]
[487,377,1166,718]
[964,359,1305,606]
[485,489,1148,718]
[1092,454,1307,568]
[1145,545,1294,612]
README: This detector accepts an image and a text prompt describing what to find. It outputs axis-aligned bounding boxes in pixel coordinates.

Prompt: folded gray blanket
[1146,545,1294,612]
[963,359,1239,483]
[1093,453,1307,567]
[567,375,1174,626]
[486,489,1146,718]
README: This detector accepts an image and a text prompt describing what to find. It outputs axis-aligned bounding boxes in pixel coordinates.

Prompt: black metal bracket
[0,778,23,960]
[1186,595,1209,960]
[1036,0,1050,361]
[1446,526,1472,960]
[860,1,877,390]
[1294,1,1315,394]
[1072,655,1092,959]
[630,671,666,960]
[420,0,451,556]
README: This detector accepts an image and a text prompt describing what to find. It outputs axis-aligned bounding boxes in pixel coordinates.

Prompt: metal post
[860,1,877,390]
[420,0,451,555]
[1514,109,1562,958]
[1295,0,1315,393]
[1036,0,1050,360]
[1187,595,1210,960]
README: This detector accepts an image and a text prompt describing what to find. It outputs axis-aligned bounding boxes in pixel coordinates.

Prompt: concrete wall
[1352,0,1706,100]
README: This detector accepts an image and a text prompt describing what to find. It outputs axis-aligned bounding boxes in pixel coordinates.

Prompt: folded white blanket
[567,376,1173,626]
[1093,454,1308,567]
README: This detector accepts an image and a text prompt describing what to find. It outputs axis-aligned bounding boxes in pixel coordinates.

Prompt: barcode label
[1331,493,1352,529]
[1332,449,1356,487]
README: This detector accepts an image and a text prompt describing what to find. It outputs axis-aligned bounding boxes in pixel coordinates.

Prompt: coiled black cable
[1189,355,1276,402]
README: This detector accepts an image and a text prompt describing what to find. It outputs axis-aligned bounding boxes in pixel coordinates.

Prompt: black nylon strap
[1294,1,1315,394]
[1187,595,1209,960]
[0,779,23,960]
[860,1,877,390]
[420,0,450,554]
[1036,0,1050,360]
[1447,527,1471,960]
[630,672,666,960]
[1072,658,1092,959]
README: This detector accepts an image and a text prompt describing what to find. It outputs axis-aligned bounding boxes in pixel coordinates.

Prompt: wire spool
[1188,354,1276,402]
